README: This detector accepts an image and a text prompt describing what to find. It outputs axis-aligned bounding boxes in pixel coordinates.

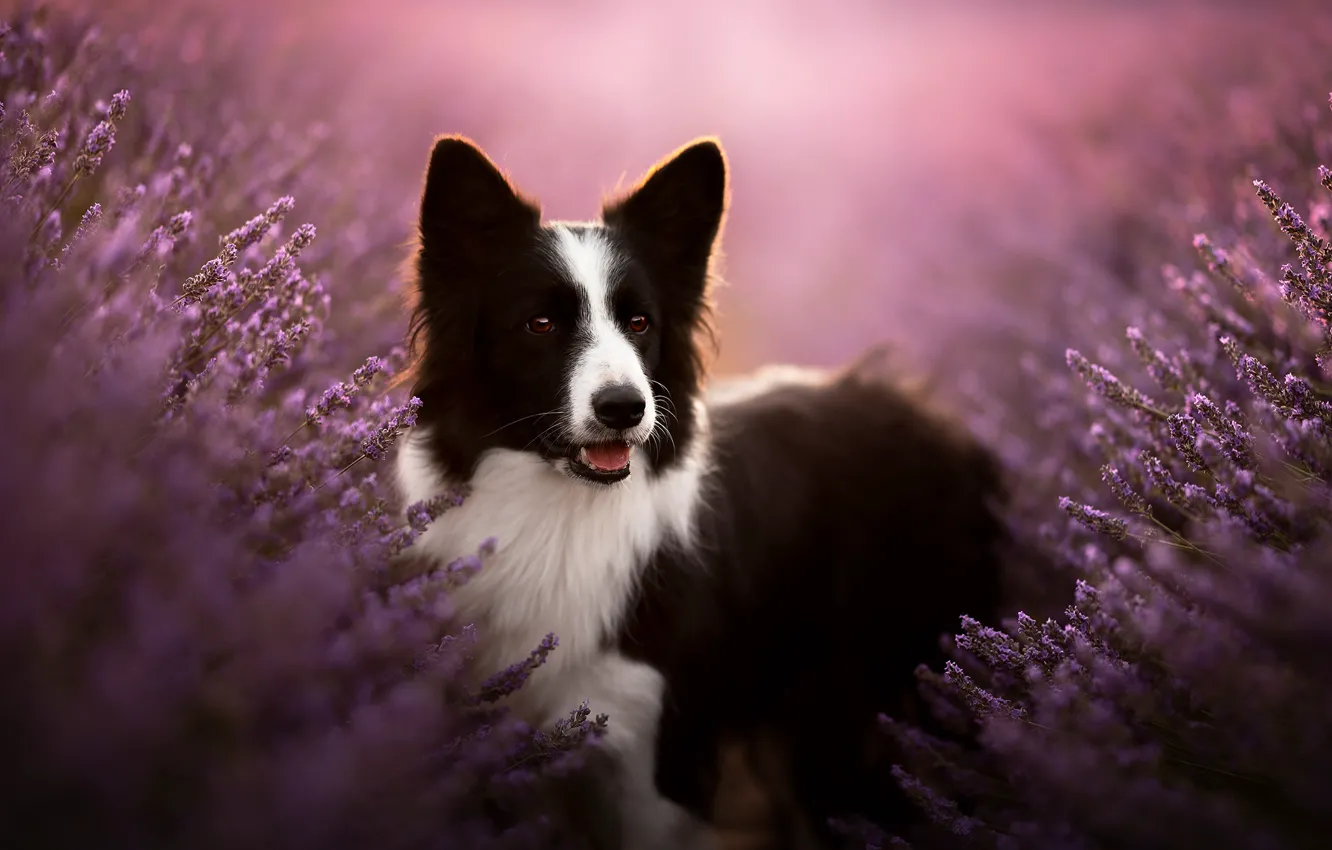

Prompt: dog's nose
[592,384,646,430]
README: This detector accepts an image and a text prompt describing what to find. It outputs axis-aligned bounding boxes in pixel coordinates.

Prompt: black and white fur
[397,136,1007,849]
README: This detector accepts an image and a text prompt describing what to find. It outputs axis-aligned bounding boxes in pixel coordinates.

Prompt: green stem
[277,419,311,451]
[310,454,366,494]
[28,174,78,246]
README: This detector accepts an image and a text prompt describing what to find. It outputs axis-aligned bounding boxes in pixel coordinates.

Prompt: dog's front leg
[551,653,717,850]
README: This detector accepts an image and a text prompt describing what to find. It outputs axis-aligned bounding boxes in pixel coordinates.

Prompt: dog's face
[410,137,727,485]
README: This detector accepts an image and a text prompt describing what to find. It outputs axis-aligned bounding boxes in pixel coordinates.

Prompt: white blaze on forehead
[548,224,655,440]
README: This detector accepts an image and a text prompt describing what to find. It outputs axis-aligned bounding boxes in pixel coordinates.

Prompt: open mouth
[567,441,633,484]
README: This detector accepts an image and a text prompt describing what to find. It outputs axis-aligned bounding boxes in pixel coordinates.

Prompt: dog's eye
[628,315,650,334]
[526,316,555,335]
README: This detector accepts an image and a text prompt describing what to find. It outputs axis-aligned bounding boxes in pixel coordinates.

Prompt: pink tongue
[584,443,631,471]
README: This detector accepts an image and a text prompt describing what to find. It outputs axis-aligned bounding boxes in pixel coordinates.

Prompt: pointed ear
[413,137,540,385]
[418,135,540,253]
[602,138,728,271]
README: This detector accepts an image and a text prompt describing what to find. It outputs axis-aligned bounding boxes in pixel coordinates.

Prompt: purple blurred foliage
[879,26,1332,850]
[7,1,1332,849]
[0,8,605,848]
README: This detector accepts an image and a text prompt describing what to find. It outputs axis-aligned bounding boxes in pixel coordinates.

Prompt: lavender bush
[0,9,606,849]
[9,3,1332,850]
[862,96,1332,850]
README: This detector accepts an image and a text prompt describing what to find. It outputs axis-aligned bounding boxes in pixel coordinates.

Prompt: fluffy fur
[397,135,1007,849]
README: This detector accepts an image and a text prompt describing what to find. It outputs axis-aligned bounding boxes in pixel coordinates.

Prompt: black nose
[592,384,646,430]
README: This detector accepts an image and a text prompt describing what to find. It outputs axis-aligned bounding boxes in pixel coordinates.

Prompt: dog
[395,135,1008,849]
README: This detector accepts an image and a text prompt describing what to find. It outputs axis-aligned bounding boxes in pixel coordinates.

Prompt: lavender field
[3,0,1332,847]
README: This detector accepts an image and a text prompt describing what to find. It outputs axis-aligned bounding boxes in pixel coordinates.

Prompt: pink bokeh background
[50,0,1319,375]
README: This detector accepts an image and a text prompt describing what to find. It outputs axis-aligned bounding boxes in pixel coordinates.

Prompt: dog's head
[408,136,727,485]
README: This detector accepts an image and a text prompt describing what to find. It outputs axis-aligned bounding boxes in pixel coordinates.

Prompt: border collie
[396,136,1007,849]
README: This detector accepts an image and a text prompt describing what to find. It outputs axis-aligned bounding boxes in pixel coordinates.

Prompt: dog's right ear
[418,135,540,256]
[412,137,540,386]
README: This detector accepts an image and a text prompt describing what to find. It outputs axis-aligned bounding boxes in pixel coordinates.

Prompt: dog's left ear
[602,138,728,273]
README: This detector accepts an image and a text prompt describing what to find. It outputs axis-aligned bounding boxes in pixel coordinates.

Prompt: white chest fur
[395,429,715,849]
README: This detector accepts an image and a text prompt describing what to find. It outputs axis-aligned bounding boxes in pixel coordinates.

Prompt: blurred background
[29,0,1332,382]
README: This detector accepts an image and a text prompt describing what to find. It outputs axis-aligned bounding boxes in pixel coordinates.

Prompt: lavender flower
[891,767,985,836]
[1238,353,1327,421]
[0,12,599,848]
[72,118,114,176]
[50,202,103,270]
[942,660,1025,721]
[1193,233,1248,294]
[106,87,129,121]
[383,489,470,558]
[1059,497,1129,541]
[306,355,389,425]
[502,700,610,777]
[471,633,560,706]
[1100,464,1149,515]
[1141,451,1193,510]
[179,241,239,301]
[219,194,295,249]
[1066,349,1161,413]
[359,395,423,460]
[1125,326,1185,393]
[3,120,58,186]
[1188,393,1256,469]
[407,489,469,531]
[1167,412,1208,471]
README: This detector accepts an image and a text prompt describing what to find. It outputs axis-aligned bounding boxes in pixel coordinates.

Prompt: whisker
[659,427,677,458]
[649,409,677,457]
[648,380,678,412]
[479,408,562,440]
[523,418,568,453]
[653,395,679,425]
